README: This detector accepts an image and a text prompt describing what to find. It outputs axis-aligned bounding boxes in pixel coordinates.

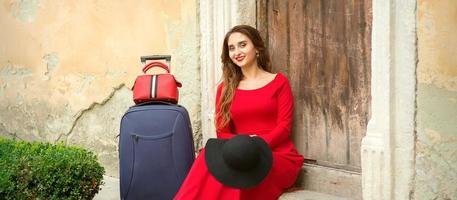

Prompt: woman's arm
[258,79,294,148]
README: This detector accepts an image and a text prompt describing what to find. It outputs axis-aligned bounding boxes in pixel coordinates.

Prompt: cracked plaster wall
[0,0,200,177]
[416,0,457,199]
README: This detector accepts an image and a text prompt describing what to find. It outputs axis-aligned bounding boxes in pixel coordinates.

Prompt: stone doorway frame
[361,0,417,199]
[198,0,256,145]
[199,1,417,199]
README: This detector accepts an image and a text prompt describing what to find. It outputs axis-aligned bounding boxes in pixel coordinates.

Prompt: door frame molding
[361,0,417,199]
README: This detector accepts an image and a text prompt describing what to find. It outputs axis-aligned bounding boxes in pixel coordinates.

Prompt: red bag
[132,60,182,104]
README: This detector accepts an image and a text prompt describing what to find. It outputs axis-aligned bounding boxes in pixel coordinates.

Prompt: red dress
[174,73,304,200]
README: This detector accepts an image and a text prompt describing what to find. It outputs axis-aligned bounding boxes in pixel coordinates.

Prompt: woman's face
[227,32,258,68]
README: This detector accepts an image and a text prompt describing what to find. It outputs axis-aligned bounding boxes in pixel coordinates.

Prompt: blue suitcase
[119,103,195,200]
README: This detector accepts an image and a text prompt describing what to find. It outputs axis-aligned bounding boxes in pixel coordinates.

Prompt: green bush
[0,137,105,200]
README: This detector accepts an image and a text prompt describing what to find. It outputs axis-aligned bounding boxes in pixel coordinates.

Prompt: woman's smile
[235,55,245,62]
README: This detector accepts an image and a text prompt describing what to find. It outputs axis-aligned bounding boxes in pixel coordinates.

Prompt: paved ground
[94,176,352,200]
[93,176,120,200]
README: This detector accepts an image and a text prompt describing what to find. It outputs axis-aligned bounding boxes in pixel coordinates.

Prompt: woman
[174,25,304,200]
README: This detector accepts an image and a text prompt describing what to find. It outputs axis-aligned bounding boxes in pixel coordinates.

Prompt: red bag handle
[142,62,170,73]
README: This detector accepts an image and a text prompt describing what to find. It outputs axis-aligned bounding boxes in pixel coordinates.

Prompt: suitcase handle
[140,55,171,64]
[134,100,178,107]
[142,62,170,73]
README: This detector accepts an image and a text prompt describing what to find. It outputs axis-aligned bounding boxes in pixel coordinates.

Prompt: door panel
[257,0,371,172]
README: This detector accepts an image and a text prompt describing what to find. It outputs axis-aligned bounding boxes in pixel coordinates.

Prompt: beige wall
[0,0,200,177]
[416,0,457,198]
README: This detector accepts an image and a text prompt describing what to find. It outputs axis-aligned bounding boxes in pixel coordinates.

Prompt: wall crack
[55,83,128,143]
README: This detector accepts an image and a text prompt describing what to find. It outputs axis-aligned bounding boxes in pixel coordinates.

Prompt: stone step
[297,163,361,199]
[279,190,352,200]
[94,176,352,200]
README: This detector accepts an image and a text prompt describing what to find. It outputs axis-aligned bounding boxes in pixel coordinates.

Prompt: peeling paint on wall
[415,84,457,199]
[417,0,457,199]
[8,0,41,23]
[0,63,33,80]
[417,84,457,136]
[43,52,59,76]
[415,129,457,199]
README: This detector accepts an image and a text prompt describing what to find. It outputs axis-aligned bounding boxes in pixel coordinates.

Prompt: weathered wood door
[257,0,371,197]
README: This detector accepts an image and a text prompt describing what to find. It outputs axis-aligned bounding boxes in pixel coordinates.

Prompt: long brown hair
[216,25,272,130]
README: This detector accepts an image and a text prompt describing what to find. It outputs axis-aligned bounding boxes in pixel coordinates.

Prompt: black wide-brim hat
[205,135,273,189]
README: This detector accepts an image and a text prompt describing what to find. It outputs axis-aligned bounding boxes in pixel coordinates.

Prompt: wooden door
[257,0,371,176]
